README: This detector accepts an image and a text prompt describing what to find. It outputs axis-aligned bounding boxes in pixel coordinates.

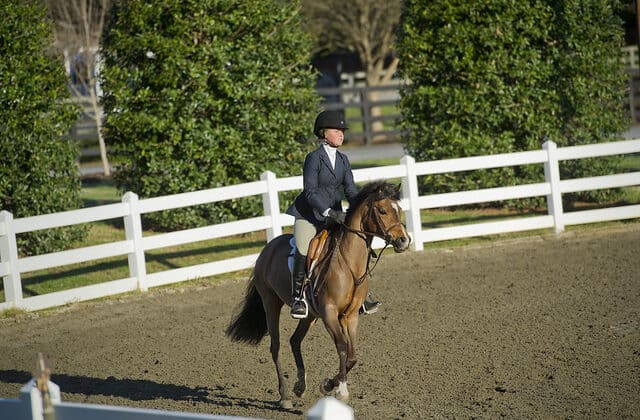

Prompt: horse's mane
[347,181,400,217]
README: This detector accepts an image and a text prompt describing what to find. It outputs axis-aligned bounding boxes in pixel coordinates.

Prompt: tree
[101,0,319,230]
[303,0,402,141]
[399,0,628,207]
[0,0,85,255]
[47,0,112,176]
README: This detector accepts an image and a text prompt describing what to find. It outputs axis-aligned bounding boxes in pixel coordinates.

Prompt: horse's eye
[378,207,387,215]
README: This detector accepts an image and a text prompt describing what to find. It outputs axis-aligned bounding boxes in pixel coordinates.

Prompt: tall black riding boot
[290,250,308,319]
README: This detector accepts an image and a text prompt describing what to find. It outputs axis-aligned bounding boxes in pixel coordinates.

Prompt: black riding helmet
[313,110,348,138]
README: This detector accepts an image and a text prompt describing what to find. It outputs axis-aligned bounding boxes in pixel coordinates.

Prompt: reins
[335,198,404,285]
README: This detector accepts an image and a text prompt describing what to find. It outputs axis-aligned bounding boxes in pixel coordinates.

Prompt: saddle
[288,229,330,283]
[306,229,329,276]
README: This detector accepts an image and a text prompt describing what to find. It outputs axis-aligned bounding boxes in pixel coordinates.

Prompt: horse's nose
[394,236,410,252]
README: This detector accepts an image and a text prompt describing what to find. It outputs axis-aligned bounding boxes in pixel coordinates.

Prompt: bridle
[342,197,406,245]
[335,197,408,285]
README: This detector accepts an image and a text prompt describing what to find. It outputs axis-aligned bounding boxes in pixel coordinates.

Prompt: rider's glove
[326,209,346,225]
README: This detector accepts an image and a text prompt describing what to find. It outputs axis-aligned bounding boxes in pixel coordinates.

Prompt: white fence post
[0,211,23,308]
[122,192,148,291]
[543,141,565,233]
[261,171,282,242]
[307,396,354,419]
[401,156,423,251]
[20,379,61,420]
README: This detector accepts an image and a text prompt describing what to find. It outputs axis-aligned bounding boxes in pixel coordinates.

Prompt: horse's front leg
[320,312,350,402]
[322,312,359,401]
[290,317,315,397]
[344,312,359,374]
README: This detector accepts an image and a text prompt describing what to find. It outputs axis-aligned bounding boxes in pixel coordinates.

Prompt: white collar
[322,143,337,169]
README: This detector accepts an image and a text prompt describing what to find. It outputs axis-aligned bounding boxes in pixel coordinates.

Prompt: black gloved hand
[326,209,346,225]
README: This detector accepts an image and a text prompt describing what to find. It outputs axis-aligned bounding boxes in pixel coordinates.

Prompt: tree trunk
[365,57,399,143]
[85,62,110,176]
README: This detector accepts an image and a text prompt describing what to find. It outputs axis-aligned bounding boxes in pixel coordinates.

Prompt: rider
[285,110,381,319]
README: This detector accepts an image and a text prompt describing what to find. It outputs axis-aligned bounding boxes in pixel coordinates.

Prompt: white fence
[1,140,639,312]
[0,379,351,420]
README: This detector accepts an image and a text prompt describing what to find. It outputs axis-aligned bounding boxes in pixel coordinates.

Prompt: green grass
[620,153,640,171]
[2,153,639,310]
[18,228,265,299]
[1,178,264,303]
[351,157,401,170]
[0,307,28,318]
[81,178,121,206]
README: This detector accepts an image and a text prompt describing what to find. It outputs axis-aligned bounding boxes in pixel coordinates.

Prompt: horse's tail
[225,274,267,345]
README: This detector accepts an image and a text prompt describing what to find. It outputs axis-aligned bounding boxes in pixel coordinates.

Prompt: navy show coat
[286,145,359,227]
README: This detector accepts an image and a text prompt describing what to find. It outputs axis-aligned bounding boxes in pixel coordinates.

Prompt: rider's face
[324,128,345,147]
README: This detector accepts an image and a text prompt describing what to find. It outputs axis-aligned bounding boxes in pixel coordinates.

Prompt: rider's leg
[290,250,307,318]
[291,219,316,319]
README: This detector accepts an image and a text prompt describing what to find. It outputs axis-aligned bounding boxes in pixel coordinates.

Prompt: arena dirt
[1,224,639,419]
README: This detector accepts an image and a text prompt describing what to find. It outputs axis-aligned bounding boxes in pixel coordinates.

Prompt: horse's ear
[383,183,401,200]
[375,183,388,199]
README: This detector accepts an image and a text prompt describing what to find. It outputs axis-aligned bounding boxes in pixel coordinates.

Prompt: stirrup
[360,299,380,315]
[291,298,308,319]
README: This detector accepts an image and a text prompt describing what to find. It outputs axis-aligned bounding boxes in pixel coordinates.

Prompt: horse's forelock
[351,181,400,214]
[380,182,401,200]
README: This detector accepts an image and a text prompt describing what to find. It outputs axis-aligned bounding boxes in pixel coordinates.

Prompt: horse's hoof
[279,399,293,410]
[335,391,349,402]
[293,381,306,398]
[335,381,349,402]
[320,378,334,395]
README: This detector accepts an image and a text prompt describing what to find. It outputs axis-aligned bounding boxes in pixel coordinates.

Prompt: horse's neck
[340,213,370,274]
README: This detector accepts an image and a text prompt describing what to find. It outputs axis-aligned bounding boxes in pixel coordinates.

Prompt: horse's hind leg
[262,294,291,409]
[290,317,314,397]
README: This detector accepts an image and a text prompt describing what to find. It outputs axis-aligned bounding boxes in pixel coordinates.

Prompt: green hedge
[0,0,85,256]
[101,0,319,230]
[399,0,628,208]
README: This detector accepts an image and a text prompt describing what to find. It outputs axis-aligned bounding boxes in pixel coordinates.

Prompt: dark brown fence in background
[626,68,640,123]
[316,83,404,145]
[73,70,640,165]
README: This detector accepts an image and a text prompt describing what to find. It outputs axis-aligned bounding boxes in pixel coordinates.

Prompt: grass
[620,153,640,171]
[351,157,401,170]
[2,153,639,313]
[81,178,121,206]
[16,220,266,300]
[0,307,28,319]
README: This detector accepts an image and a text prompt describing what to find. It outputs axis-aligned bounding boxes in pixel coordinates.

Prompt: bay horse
[225,181,410,409]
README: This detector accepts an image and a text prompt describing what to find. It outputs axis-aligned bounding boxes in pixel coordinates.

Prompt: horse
[225,181,410,409]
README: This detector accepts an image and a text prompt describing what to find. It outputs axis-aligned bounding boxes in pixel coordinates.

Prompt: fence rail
[2,140,640,312]
[0,378,351,420]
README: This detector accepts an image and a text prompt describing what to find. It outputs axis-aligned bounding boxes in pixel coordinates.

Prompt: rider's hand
[326,209,346,225]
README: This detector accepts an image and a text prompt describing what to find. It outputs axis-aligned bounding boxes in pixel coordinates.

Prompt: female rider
[285,110,380,318]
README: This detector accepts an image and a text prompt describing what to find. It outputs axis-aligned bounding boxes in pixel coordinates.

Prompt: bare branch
[303,0,402,85]
[46,0,112,176]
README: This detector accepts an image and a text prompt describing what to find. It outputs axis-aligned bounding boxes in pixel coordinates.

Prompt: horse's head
[352,182,411,253]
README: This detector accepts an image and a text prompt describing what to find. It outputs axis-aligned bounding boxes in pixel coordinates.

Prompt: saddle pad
[288,236,297,273]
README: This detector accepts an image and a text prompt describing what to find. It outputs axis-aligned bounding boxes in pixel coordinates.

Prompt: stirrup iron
[360,299,380,315]
[291,298,309,319]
